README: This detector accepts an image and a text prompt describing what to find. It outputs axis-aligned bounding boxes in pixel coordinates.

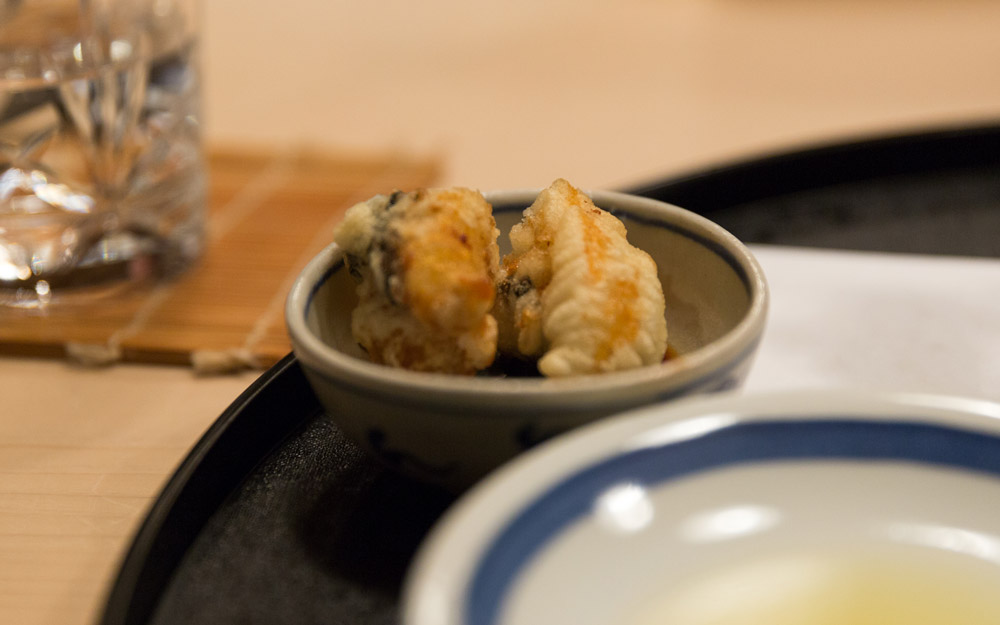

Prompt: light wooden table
[2,1,999,624]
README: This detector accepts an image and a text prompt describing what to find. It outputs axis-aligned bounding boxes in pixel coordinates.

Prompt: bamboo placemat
[0,148,440,373]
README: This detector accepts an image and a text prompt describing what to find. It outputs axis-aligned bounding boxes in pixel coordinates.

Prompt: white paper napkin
[743,245,1000,402]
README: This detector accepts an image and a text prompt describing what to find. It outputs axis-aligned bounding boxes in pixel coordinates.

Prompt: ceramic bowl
[403,391,1000,625]
[285,189,767,490]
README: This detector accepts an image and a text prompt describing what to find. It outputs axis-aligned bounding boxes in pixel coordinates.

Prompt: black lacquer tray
[100,122,1000,625]
[628,122,1000,258]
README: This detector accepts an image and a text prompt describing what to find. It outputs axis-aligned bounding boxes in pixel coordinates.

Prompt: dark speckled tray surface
[100,122,1000,625]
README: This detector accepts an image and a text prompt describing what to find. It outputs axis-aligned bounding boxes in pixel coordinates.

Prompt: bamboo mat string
[206,152,298,239]
[65,287,175,366]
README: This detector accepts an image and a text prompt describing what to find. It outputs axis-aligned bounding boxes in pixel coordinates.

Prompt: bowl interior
[476,424,1000,625]
[403,393,1000,625]
[306,191,755,367]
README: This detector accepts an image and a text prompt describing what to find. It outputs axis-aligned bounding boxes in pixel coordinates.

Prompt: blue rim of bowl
[305,200,754,313]
[464,417,1000,625]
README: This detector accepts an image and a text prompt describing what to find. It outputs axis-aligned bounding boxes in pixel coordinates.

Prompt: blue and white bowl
[286,189,768,490]
[403,391,1000,624]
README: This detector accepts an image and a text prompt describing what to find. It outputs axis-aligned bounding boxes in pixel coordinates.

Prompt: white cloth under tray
[744,245,1000,402]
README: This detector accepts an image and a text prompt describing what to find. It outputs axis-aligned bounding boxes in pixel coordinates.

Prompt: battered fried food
[494,179,667,377]
[334,188,500,374]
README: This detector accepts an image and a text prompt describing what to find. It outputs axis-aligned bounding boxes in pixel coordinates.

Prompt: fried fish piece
[494,179,667,377]
[334,187,500,374]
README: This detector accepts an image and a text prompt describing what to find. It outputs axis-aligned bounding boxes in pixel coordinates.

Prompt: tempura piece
[494,179,667,377]
[334,187,500,374]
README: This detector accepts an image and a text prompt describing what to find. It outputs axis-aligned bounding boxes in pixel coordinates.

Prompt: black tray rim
[98,119,1000,625]
[625,119,1000,211]
[99,353,320,625]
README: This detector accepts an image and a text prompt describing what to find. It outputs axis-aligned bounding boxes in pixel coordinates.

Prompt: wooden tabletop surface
[2,1,999,624]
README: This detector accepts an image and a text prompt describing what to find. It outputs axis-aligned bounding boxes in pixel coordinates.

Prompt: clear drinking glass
[0,0,205,308]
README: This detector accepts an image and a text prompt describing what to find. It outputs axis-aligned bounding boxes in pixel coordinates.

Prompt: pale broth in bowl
[631,546,1000,625]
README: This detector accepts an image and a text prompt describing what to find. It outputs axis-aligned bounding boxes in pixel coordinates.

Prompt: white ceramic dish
[286,188,768,489]
[403,390,1000,624]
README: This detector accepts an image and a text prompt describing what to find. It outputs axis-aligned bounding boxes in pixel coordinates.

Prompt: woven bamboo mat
[0,148,440,373]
